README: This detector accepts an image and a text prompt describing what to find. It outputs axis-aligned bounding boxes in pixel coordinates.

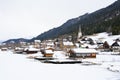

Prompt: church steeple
[77,25,82,41]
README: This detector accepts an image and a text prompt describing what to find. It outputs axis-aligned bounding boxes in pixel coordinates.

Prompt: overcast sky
[0,0,116,41]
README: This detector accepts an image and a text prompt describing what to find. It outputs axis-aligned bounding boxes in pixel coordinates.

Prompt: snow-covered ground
[0,50,120,80]
[87,32,120,45]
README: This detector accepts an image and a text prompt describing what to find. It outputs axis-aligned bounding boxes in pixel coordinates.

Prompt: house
[41,40,55,49]
[34,40,41,48]
[1,48,8,51]
[103,41,110,49]
[42,50,54,57]
[46,42,54,48]
[69,48,98,59]
[24,47,40,54]
[111,41,120,52]
[98,41,111,52]
[14,47,24,54]
[62,41,75,52]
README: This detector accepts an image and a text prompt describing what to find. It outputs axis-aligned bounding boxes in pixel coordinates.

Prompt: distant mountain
[3,38,29,44]
[30,0,120,41]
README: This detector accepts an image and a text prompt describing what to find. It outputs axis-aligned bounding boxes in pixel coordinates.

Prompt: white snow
[71,48,98,53]
[88,32,120,44]
[63,41,74,46]
[1,32,120,80]
[45,50,54,54]
[28,47,40,51]
[26,52,43,58]
[107,64,120,72]
[0,50,120,80]
[23,46,40,51]
[53,51,68,59]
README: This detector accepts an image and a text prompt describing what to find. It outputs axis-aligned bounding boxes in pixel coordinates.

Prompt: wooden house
[103,41,110,49]
[69,48,98,59]
[99,41,111,52]
[43,50,54,57]
[111,41,120,52]
[1,48,8,51]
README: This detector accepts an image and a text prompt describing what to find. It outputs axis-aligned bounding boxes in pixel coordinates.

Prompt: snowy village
[0,0,120,80]
[0,27,120,71]
[0,29,120,80]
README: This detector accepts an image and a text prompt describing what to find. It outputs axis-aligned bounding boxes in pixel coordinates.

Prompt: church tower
[77,25,82,41]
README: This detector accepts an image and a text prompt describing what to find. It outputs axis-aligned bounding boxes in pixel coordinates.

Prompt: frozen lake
[0,50,120,80]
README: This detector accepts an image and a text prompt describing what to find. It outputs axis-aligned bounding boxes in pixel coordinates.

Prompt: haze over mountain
[3,38,29,44]
[3,0,120,43]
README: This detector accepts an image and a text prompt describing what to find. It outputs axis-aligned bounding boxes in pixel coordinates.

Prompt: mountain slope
[31,0,120,41]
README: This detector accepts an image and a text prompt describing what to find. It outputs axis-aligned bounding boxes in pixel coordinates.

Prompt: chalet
[111,41,120,52]
[43,50,54,57]
[98,41,111,52]
[69,48,98,59]
[103,41,110,49]
[1,48,8,51]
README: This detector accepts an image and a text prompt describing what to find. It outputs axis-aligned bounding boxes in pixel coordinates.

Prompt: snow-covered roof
[81,44,98,48]
[45,46,54,50]
[80,41,86,44]
[71,48,98,54]
[27,52,43,57]
[75,43,80,48]
[103,39,114,46]
[63,41,74,46]
[118,42,120,45]
[1,48,8,50]
[28,48,40,51]
[47,42,54,46]
[15,47,24,50]
[45,50,54,54]
[85,32,120,46]
[111,41,120,46]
